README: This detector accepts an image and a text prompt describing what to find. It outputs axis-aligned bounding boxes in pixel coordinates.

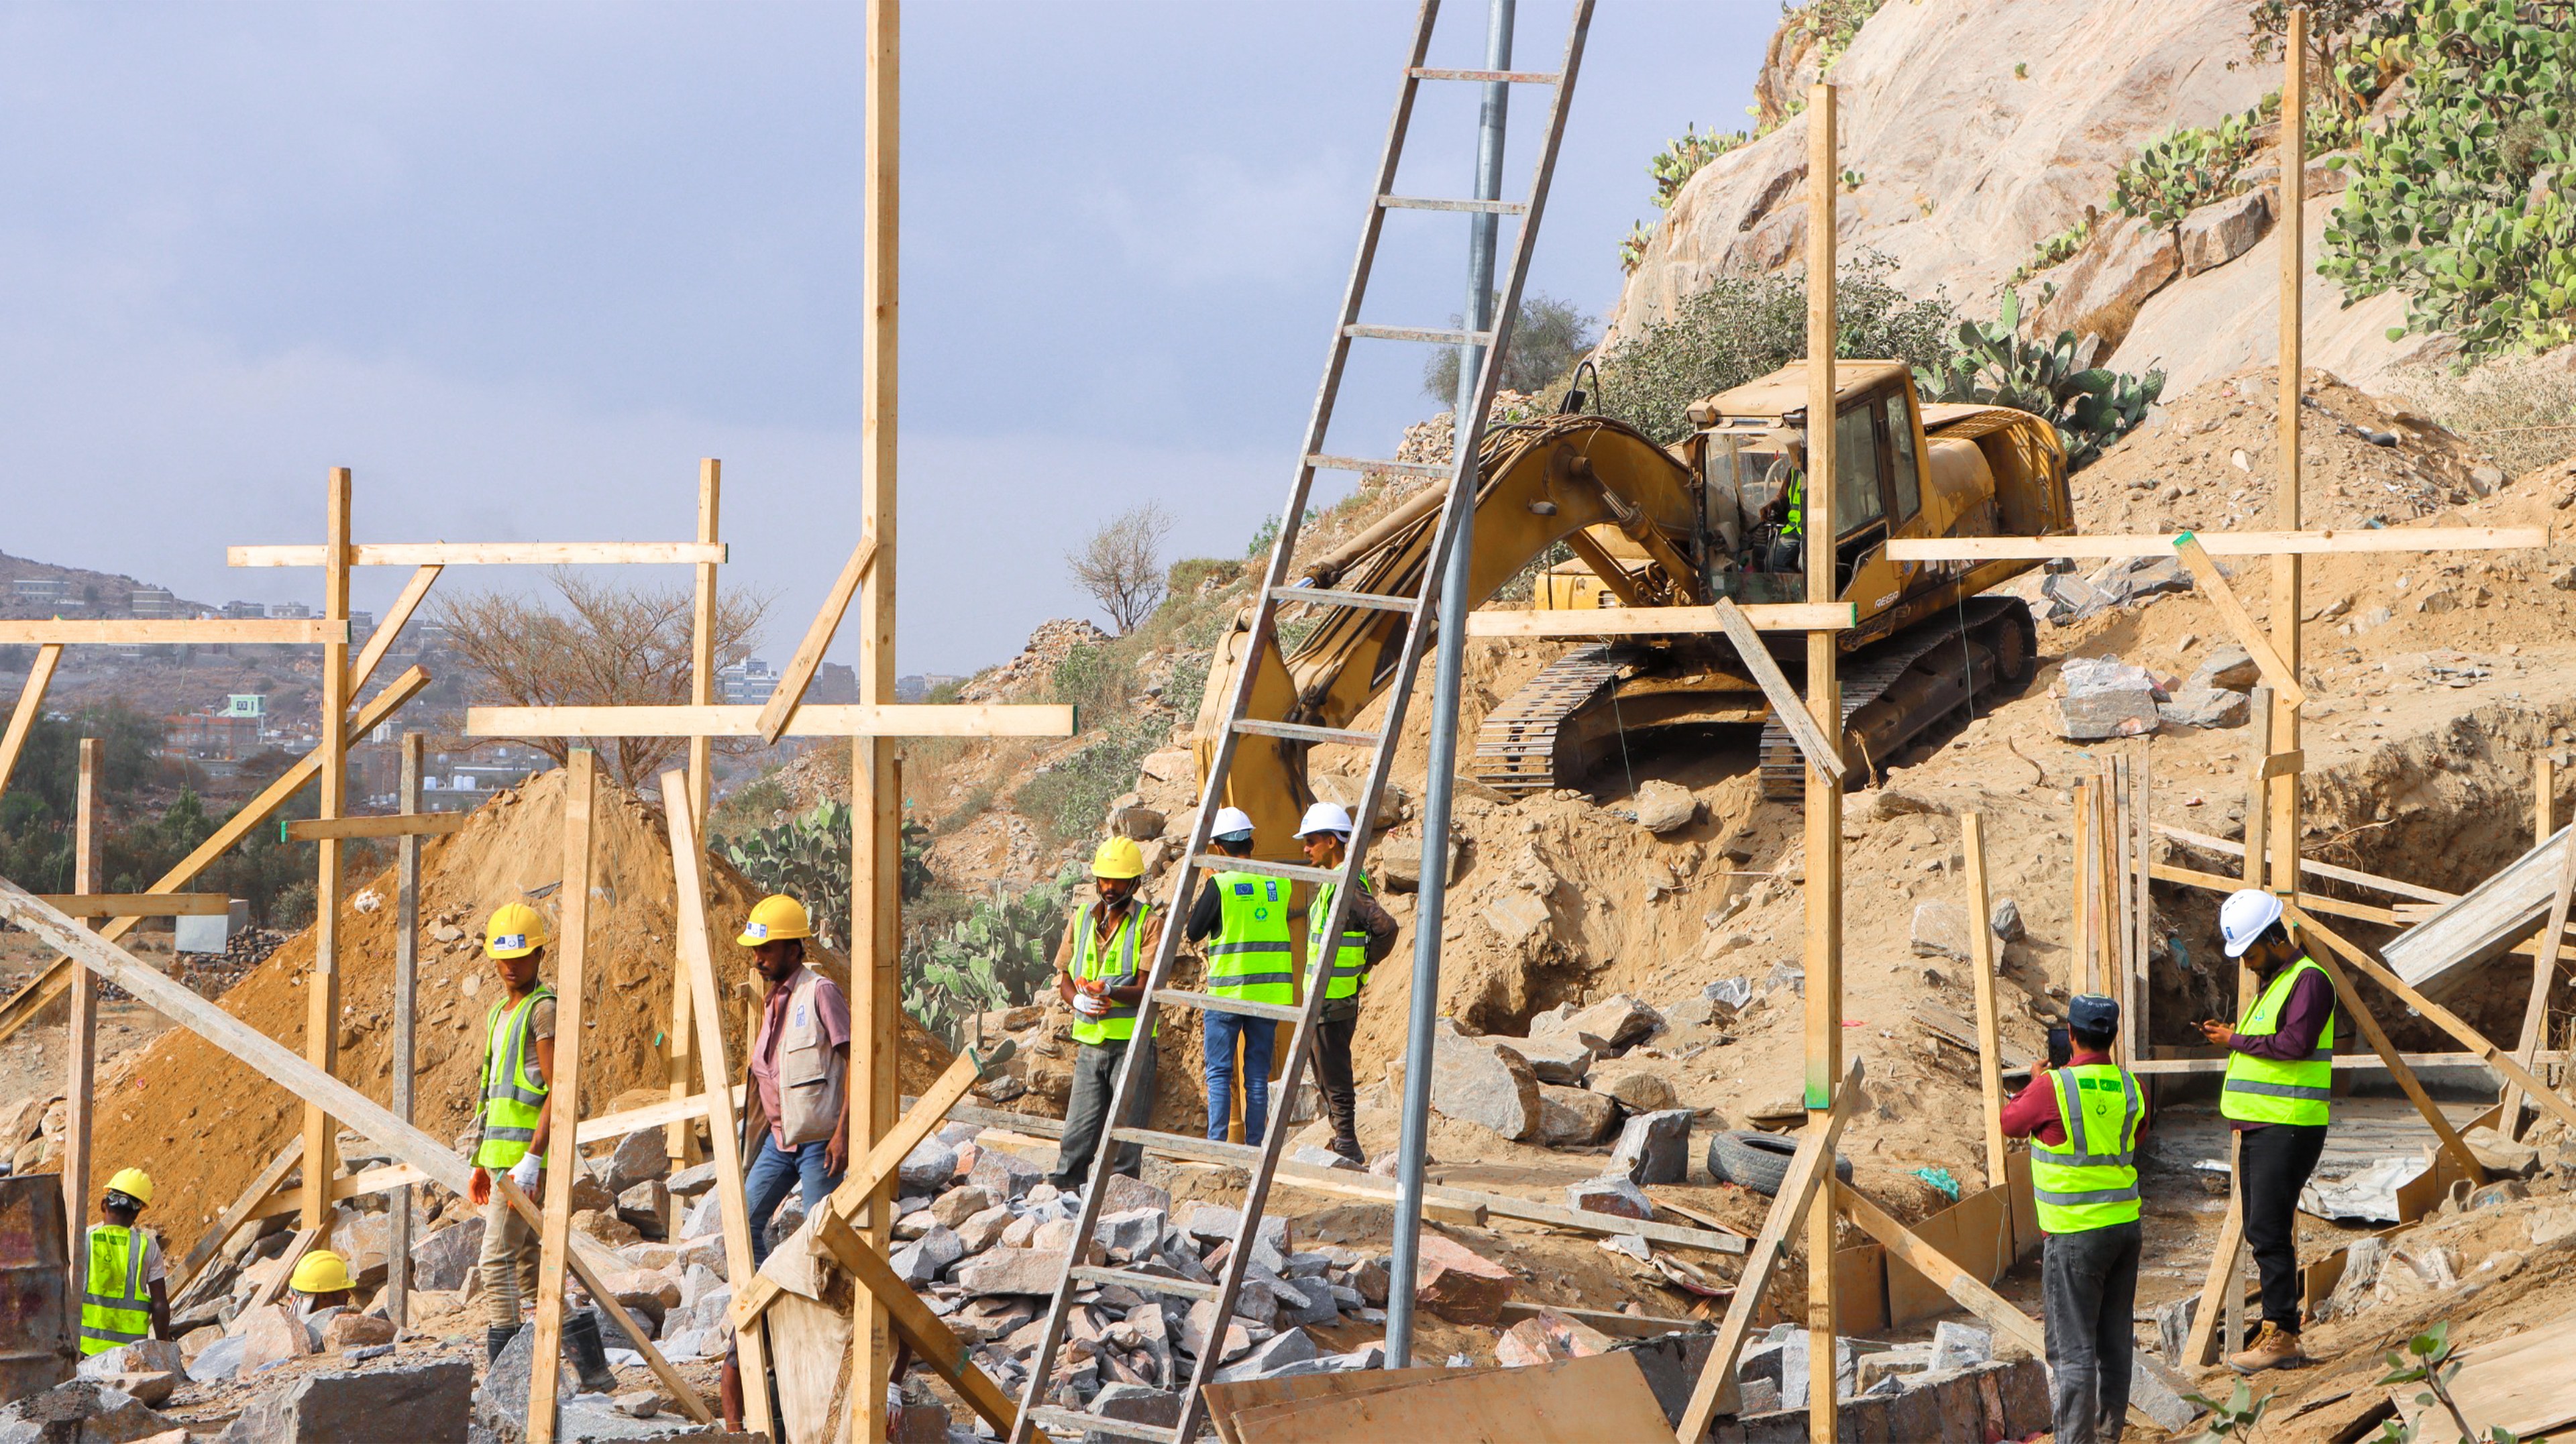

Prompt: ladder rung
[1110,1127,1264,1170]
[1154,988,1303,1023]
[1344,323,1494,345]
[1070,1264,1220,1302]
[1407,66,1562,84]
[1190,854,1340,886]
[1024,1406,1180,1443]
[1234,718,1381,747]
[1269,585,1420,614]
[1377,194,1529,215]
[1305,453,1450,478]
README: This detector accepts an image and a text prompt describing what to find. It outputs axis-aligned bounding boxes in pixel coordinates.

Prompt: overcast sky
[0,1,1772,675]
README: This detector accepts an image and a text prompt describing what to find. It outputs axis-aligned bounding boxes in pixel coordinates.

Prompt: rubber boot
[563,1309,619,1394]
[485,1323,521,1364]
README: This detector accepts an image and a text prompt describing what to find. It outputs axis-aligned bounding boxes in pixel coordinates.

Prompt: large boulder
[1543,995,1664,1052]
[0,1380,182,1444]
[604,1127,672,1193]
[225,1359,472,1444]
[2180,187,2273,275]
[1909,900,1972,962]
[1608,1109,1693,1186]
[2057,657,2162,740]
[1630,781,1700,834]
[1489,1032,1593,1086]
[1537,1085,1619,1147]
[1411,1234,1514,1325]
[411,1217,484,1292]
[2029,216,2182,353]
[2186,644,2259,692]
[1430,1027,1542,1142]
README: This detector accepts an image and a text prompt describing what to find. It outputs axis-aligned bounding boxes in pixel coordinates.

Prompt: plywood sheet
[2385,824,2572,997]
[1834,1244,1889,1336]
[1887,1205,1968,1325]
[1229,1353,1671,1444]
[1208,1368,1453,1444]
[769,1285,854,1444]
[2006,1152,2040,1258]
[2402,1315,2576,1444]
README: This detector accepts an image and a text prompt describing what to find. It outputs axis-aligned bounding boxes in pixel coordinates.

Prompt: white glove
[1073,993,1110,1017]
[507,1154,543,1193]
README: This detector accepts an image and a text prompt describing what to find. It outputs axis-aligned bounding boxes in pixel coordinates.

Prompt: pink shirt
[750,966,851,1148]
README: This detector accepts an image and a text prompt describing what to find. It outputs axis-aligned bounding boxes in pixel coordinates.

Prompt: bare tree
[1067,503,1173,634]
[433,570,769,795]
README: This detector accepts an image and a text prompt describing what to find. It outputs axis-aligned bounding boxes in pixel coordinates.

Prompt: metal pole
[1387,0,1512,1370]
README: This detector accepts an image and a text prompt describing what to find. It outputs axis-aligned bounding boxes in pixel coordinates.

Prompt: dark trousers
[2041,1220,2140,1444]
[2239,1121,2328,1329]
[1051,1037,1155,1189]
[1312,1009,1360,1156]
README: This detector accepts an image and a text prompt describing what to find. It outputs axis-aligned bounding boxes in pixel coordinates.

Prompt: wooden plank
[0,644,62,809]
[0,618,346,645]
[284,813,467,841]
[345,564,441,698]
[1831,1241,1888,1336]
[229,541,727,568]
[0,877,710,1421]
[2385,824,2576,991]
[169,1135,303,1302]
[245,1225,322,1313]
[1884,525,2547,561]
[2072,779,2094,993]
[1233,1352,1672,1444]
[1962,813,2009,1188]
[2154,822,2455,902]
[2301,930,2488,1186]
[1674,1060,1862,1441]
[2258,748,2307,780]
[2504,779,2576,1133]
[304,469,352,1231]
[465,701,1073,740]
[62,740,100,1249]
[2399,1313,2576,1444]
[386,733,422,1332]
[2133,1050,2570,1076]
[1463,602,1857,637]
[751,534,878,745]
[1711,596,1846,785]
[670,458,721,1182]
[2149,863,2400,924]
[810,1209,1057,1443]
[1882,1197,1964,1325]
[34,893,229,918]
[2171,535,2308,707]
[525,748,596,1444]
[1493,1300,1706,1339]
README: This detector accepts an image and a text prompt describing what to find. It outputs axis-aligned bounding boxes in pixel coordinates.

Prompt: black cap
[2067,993,2121,1033]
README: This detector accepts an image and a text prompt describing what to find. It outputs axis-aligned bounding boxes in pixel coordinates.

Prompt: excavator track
[1470,645,1627,796]
[1758,596,2034,799]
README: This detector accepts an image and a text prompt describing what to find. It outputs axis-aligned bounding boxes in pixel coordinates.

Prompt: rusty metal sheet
[0,1172,71,1397]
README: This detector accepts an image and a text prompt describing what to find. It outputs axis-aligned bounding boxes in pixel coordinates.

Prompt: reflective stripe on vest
[474,986,555,1168]
[1307,872,1374,1003]
[78,1223,150,1356]
[1073,900,1156,1046]
[2030,1064,2143,1233]
[1780,470,1806,539]
[2222,956,2335,1127]
[1207,873,1294,1005]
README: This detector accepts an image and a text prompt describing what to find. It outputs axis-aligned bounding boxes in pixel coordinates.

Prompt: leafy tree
[1422,292,1599,403]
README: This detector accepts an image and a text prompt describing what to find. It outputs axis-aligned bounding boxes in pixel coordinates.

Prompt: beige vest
[773,967,848,1147]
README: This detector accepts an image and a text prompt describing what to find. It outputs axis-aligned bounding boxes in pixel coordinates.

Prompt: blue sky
[0,1,1772,674]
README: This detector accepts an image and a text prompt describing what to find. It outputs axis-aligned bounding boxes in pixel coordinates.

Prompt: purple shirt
[2230,964,2336,1131]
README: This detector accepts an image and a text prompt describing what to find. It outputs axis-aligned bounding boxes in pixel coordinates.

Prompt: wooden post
[62,738,101,1247]
[1964,813,2008,1189]
[303,467,353,1229]
[669,459,720,1182]
[1799,78,1842,1444]
[851,3,903,1438]
[388,732,423,1332]
[2506,755,2573,1134]
[2098,767,2121,1003]
[2194,689,2275,1368]
[2269,4,2306,903]
[2072,778,2094,995]
[0,644,63,809]
[2127,755,2151,1066]
[526,748,598,1444]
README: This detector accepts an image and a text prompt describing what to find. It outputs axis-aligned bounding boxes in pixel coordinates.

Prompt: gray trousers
[1051,1038,1155,1188]
[2042,1220,2140,1444]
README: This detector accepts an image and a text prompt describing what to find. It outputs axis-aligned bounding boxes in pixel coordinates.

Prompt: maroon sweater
[2001,1050,2152,1147]
[2226,963,2337,1131]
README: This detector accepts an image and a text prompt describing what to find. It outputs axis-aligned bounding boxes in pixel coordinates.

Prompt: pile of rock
[956,618,1114,704]
[1430,993,1685,1152]
[2057,643,2259,740]
[2038,554,2192,626]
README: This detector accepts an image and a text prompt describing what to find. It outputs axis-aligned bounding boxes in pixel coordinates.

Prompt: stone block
[955,1204,1013,1254]
[898,1137,957,1191]
[2159,686,2249,729]
[929,1184,995,1230]
[321,1313,395,1352]
[411,1217,484,1292]
[1430,1028,1542,1142]
[0,1380,181,1444]
[1989,897,2025,943]
[1609,1109,1692,1185]
[1546,994,1664,1052]
[235,1302,310,1374]
[2186,643,2259,691]
[1209,1328,1319,1384]
[967,1147,1045,1202]
[186,1335,247,1384]
[1929,1321,1990,1372]
[1566,1174,1655,1219]
[953,1248,1066,1297]
[78,1339,184,1380]
[1631,780,1699,834]
[228,1359,472,1444]
[1481,891,1554,949]
[1177,1302,1254,1364]
[1538,1085,1619,1147]
[1908,900,1972,962]
[1489,1032,1593,1086]
[604,1127,670,1193]
[1592,1066,1678,1114]
[1412,1233,1513,1325]
[1091,1382,1183,1433]
[614,1180,669,1237]
[1093,1208,1167,1263]
[665,1162,718,1198]
[890,1226,965,1286]
[2057,656,2162,740]
[2180,187,2273,275]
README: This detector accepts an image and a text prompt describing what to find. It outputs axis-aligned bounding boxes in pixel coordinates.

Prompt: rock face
[2030,217,2182,354]
[227,1359,473,1444]
[1429,1028,1542,1142]
[2180,188,2273,274]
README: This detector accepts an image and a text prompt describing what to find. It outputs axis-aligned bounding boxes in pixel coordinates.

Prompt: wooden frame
[2504,767,2576,1133]
[0,619,346,645]
[386,732,423,1332]
[2170,536,2308,707]
[753,534,878,745]
[303,469,353,1228]
[463,702,1074,740]
[809,1207,1056,1443]
[1962,813,2008,1187]
[62,740,100,1249]
[229,541,727,568]
[0,645,64,812]
[525,748,597,1444]
[284,813,466,841]
[35,894,229,917]
[1883,525,2544,561]
[1714,597,1847,785]
[1462,602,1856,636]
[672,459,723,1182]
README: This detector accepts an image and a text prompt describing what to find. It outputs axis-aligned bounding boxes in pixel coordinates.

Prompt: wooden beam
[1963,812,2008,1188]
[304,468,352,1231]
[752,535,878,746]
[0,877,711,1422]
[62,739,101,1249]
[2154,821,2455,903]
[0,644,62,810]
[2258,749,2306,780]
[0,619,348,646]
[2504,773,2576,1134]
[168,1136,302,1304]
[345,564,441,700]
[2133,1050,2574,1076]
[284,814,467,841]
[810,1209,1057,1443]
[1463,602,1857,637]
[229,541,727,568]
[0,665,431,1049]
[464,702,1071,740]
[2169,535,2308,707]
[2300,924,2487,1186]
[525,748,596,1444]
[386,732,422,1333]
[1884,525,2546,561]
[2181,1201,2247,1369]
[34,893,229,917]
[1713,597,1847,785]
[671,458,721,1182]
[245,1225,323,1313]
[2149,863,2399,925]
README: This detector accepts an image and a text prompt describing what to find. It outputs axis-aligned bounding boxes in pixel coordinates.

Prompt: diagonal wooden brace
[1711,597,1847,785]
[2171,535,2307,707]
[755,533,879,744]
[812,1208,1056,1443]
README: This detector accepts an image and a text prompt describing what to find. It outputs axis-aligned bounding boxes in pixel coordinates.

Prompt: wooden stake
[2506,755,2575,1135]
[1963,813,2008,1189]
[387,732,423,1333]
[63,738,101,1247]
[2072,778,2094,995]
[2271,0,2308,916]
[2189,691,2276,1368]
[2130,755,2153,1068]
[2098,766,2121,1003]
[303,467,352,1229]
[0,644,62,809]
[1799,80,1842,1444]
[669,459,721,1184]
[526,748,597,1444]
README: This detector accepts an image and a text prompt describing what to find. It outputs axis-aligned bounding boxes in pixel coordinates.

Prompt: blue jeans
[1203,1012,1275,1144]
[743,1131,843,1266]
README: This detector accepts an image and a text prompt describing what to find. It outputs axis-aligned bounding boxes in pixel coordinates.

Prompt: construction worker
[462,902,617,1391]
[77,1168,168,1356]
[1185,806,1290,1145]
[737,893,851,1266]
[1048,836,1164,1192]
[1294,802,1397,1167]
[2003,995,2146,1444]
[1756,438,1808,575]
[2204,889,2338,1374]
[286,1248,357,1313]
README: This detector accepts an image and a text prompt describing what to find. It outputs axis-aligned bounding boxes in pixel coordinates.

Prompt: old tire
[1707,1129,1854,1196]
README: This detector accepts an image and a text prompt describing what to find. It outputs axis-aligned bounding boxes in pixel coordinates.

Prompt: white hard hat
[2220,889,2284,958]
[1211,806,1256,841]
[1294,801,1355,838]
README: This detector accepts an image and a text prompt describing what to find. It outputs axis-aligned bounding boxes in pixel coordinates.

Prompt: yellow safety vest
[475,986,555,1168]
[1780,469,1806,539]
[2030,1063,2144,1233]
[78,1223,152,1357]
[1207,873,1294,1006]
[1307,871,1375,1003]
[2222,957,2335,1127]
[1071,901,1156,1046]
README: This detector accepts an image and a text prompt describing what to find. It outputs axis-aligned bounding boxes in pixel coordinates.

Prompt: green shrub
[2007,216,2094,287]
[716,802,934,954]
[2112,109,2266,227]
[1422,292,1599,403]
[1051,642,1136,724]
[1785,0,1886,68]
[1649,124,1744,210]
[1013,720,1163,848]
[1915,289,2166,469]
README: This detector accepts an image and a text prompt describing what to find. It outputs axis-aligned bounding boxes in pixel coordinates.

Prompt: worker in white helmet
[1184,806,1288,1146]
[1294,801,1398,1166]
[2203,889,2339,1375]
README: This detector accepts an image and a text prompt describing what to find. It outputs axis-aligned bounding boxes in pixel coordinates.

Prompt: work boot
[562,1309,620,1394]
[2226,1321,2305,1374]
[485,1323,521,1364]
[1326,1090,1364,1168]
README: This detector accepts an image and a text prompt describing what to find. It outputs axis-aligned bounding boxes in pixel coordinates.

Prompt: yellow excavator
[1195,359,2070,847]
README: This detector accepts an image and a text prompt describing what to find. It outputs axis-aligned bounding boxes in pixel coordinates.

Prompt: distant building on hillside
[270,601,313,620]
[718,658,779,706]
[221,600,267,620]
[168,693,266,760]
[814,663,859,704]
[128,587,176,618]
[13,578,66,609]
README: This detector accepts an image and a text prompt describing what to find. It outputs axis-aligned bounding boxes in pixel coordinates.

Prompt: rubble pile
[955,618,1113,704]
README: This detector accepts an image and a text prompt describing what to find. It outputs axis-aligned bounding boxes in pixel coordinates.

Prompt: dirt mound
[87,767,952,1256]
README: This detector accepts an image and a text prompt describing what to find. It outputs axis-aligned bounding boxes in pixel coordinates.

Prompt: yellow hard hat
[737,894,812,946]
[484,903,548,960]
[288,1249,354,1296]
[1091,836,1146,880]
[105,1168,154,1208]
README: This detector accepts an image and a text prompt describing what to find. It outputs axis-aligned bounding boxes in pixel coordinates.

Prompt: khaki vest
[771,967,849,1147]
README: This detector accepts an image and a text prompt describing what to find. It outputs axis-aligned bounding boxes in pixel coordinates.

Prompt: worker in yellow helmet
[735,894,851,1267]
[1047,834,1165,1192]
[286,1248,357,1312]
[77,1168,168,1356]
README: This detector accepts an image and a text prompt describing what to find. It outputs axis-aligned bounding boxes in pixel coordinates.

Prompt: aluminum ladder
[1011,3,1591,1438]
